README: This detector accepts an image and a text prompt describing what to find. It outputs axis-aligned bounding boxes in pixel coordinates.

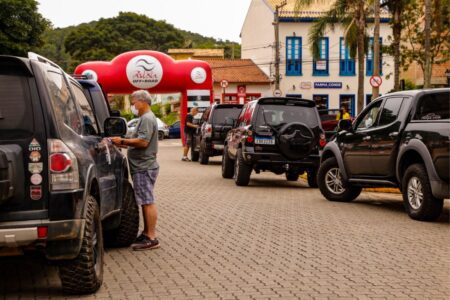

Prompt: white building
[241,0,394,116]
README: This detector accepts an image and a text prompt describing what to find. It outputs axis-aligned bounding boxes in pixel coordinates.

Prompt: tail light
[205,124,212,137]
[37,226,48,239]
[319,133,327,148]
[48,139,80,191]
[246,130,254,144]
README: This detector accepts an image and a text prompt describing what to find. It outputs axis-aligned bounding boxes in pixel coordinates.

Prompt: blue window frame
[313,37,329,76]
[313,94,329,110]
[366,37,383,76]
[286,37,302,76]
[340,94,356,117]
[339,38,355,76]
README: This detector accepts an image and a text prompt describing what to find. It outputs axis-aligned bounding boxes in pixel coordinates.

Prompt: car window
[70,82,99,136]
[0,75,34,138]
[355,100,382,131]
[211,107,242,124]
[255,104,319,128]
[414,92,450,120]
[378,97,404,126]
[172,121,180,128]
[45,71,82,135]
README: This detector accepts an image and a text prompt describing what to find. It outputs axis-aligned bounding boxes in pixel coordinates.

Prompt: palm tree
[295,0,370,114]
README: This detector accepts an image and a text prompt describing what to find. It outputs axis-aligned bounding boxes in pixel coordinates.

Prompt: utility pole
[372,0,381,99]
[424,0,432,88]
[273,0,287,91]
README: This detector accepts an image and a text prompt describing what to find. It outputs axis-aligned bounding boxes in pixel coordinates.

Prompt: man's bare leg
[142,204,158,240]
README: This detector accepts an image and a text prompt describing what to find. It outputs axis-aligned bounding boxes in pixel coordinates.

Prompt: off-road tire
[307,169,318,188]
[222,145,234,179]
[234,148,252,186]
[158,131,164,141]
[286,172,299,181]
[318,157,361,202]
[402,164,443,221]
[59,196,104,294]
[199,144,209,165]
[104,181,139,247]
[190,139,199,162]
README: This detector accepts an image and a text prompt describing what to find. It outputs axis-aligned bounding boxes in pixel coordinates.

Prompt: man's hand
[110,137,122,146]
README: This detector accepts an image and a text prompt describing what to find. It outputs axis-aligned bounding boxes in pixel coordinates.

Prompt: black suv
[318,89,449,221]
[222,97,326,186]
[0,53,138,294]
[191,104,243,164]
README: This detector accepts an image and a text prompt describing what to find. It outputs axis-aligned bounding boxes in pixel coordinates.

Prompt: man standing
[111,90,160,251]
[181,107,199,161]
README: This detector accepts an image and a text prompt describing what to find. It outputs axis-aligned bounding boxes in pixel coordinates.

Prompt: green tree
[296,0,371,114]
[401,0,450,86]
[0,0,49,56]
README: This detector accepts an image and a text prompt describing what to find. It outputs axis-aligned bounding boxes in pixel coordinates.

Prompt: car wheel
[318,157,361,202]
[158,131,164,140]
[307,169,318,188]
[199,144,209,165]
[190,139,199,162]
[222,145,234,179]
[402,164,443,221]
[285,172,299,181]
[234,148,252,186]
[104,181,139,247]
[59,195,103,294]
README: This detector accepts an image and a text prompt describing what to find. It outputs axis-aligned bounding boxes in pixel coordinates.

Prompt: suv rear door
[0,57,48,220]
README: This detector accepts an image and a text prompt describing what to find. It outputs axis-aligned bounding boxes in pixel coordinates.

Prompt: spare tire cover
[278,122,315,160]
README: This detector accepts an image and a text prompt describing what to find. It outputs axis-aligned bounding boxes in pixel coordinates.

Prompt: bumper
[243,148,320,167]
[0,219,85,260]
[203,141,225,156]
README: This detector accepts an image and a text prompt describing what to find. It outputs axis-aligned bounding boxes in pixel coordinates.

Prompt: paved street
[1,139,449,300]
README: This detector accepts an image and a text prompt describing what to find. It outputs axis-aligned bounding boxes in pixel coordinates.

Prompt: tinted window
[71,83,99,135]
[414,92,450,120]
[212,107,242,124]
[255,104,319,128]
[45,71,82,135]
[378,97,404,126]
[0,75,34,138]
[356,100,382,131]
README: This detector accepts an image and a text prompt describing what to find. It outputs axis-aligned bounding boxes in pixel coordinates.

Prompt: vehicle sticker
[29,138,42,152]
[30,186,42,201]
[29,151,41,162]
[30,174,43,185]
[28,163,43,174]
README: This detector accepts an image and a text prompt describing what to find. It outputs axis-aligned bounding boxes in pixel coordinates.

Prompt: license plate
[255,136,275,145]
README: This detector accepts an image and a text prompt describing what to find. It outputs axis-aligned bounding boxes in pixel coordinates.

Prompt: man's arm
[186,122,199,128]
[110,137,149,149]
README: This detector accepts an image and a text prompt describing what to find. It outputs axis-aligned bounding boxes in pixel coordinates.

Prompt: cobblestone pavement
[1,139,449,300]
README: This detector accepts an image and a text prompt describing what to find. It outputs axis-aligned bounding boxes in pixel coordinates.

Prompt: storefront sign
[300,82,312,89]
[314,82,342,89]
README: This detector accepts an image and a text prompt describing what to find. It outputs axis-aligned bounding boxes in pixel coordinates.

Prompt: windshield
[212,107,242,124]
[255,104,319,128]
[0,75,34,138]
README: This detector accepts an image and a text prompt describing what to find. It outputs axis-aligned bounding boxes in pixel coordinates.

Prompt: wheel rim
[325,168,345,195]
[407,176,424,210]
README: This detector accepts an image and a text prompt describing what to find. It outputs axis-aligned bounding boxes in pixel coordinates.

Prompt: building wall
[241,0,274,77]
[241,1,395,115]
[213,83,272,104]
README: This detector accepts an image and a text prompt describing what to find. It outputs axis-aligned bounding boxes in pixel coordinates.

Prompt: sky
[37,0,252,42]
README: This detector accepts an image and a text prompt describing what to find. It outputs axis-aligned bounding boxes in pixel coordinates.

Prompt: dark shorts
[132,168,159,206]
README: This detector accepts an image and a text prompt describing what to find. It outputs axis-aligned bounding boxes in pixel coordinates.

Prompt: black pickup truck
[0,53,138,294]
[318,89,449,221]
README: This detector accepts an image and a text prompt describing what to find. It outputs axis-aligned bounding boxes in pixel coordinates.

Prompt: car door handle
[363,136,371,141]
[389,132,399,138]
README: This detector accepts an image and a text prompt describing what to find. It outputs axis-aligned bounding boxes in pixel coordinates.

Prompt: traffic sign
[220,80,229,88]
[273,89,282,97]
[369,75,382,88]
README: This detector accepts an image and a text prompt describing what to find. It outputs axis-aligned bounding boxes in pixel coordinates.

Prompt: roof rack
[71,74,90,80]
[28,52,62,71]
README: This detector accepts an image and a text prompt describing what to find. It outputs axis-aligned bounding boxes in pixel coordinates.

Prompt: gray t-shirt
[128,111,159,174]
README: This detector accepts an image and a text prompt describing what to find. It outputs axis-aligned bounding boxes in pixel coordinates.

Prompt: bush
[121,111,135,121]
[151,104,163,118]
[162,112,180,125]
[164,103,172,115]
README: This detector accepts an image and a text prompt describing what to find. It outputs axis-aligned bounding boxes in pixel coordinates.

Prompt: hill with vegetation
[37,12,241,72]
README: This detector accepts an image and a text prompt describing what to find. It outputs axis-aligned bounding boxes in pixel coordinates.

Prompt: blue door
[339,94,355,116]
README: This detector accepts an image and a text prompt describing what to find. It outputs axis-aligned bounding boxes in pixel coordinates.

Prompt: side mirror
[337,119,353,132]
[110,110,121,117]
[104,117,127,137]
[225,117,235,126]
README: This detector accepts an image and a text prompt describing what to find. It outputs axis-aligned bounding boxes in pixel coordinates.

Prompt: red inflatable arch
[74,50,213,143]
